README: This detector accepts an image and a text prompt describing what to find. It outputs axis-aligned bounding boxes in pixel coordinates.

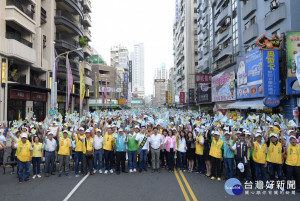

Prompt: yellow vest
[103,134,115,151]
[16,140,31,162]
[267,142,282,164]
[58,138,71,156]
[32,142,43,158]
[195,136,204,155]
[86,138,93,151]
[252,141,267,164]
[209,138,223,159]
[75,134,86,153]
[285,144,300,166]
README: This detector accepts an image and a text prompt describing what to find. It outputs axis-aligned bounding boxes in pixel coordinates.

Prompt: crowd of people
[0,109,299,193]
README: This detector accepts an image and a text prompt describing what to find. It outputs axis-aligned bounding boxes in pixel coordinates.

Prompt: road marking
[63,173,89,201]
[179,171,198,201]
[174,169,190,201]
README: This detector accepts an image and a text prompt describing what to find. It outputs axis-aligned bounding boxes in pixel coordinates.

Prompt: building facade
[131,43,145,99]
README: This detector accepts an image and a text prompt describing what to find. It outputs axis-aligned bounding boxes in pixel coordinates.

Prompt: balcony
[216,5,229,26]
[214,56,232,71]
[197,12,202,22]
[55,33,83,58]
[197,24,202,34]
[202,14,208,27]
[83,28,92,41]
[217,27,229,43]
[264,3,286,30]
[83,0,92,13]
[216,43,232,61]
[41,7,47,24]
[84,76,92,86]
[30,77,46,88]
[198,51,203,60]
[243,23,258,44]
[84,60,92,71]
[55,10,83,36]
[57,58,80,78]
[83,45,92,56]
[198,39,203,47]
[83,13,92,27]
[213,45,221,57]
[243,0,257,20]
[202,0,208,12]
[6,0,35,20]
[203,28,208,41]
[8,74,26,84]
[5,3,36,33]
[203,45,209,55]
[0,35,36,64]
[6,32,32,48]
[56,0,83,19]
[197,0,202,9]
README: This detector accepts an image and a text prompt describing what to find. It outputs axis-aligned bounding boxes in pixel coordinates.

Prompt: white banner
[295,52,300,84]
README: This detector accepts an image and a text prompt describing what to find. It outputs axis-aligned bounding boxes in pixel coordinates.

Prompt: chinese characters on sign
[195,74,211,83]
[180,92,185,104]
[189,89,194,105]
[263,50,280,96]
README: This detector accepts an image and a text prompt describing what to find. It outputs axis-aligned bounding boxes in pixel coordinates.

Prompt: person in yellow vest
[250,131,267,185]
[16,133,32,183]
[195,128,205,174]
[209,131,224,181]
[103,126,116,174]
[265,132,285,181]
[72,127,86,177]
[57,130,72,177]
[84,129,94,175]
[285,135,300,192]
[31,135,43,179]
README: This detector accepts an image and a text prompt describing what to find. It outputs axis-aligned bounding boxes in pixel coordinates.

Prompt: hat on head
[21,133,27,138]
[179,124,183,127]
[255,133,262,137]
[245,131,251,135]
[236,131,242,134]
[224,127,229,131]
[256,129,262,133]
[274,122,279,126]
[134,125,140,129]
[119,128,123,132]
[79,127,84,131]
[63,124,68,127]
[96,128,101,133]
[172,127,177,131]
[269,125,274,128]
[63,130,68,133]
[30,125,34,128]
[86,129,90,133]
[270,133,278,138]
[224,131,230,135]
[48,131,54,135]
[214,131,220,136]
[38,123,42,126]
[53,121,57,124]
[288,130,295,135]
[289,135,296,140]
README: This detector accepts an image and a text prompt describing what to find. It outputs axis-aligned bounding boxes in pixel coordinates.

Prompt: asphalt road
[1,165,299,201]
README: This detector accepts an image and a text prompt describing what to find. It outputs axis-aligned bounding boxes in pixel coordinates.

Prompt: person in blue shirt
[223,131,236,179]
[115,128,128,175]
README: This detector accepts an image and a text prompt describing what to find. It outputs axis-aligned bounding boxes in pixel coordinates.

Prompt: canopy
[227,99,267,110]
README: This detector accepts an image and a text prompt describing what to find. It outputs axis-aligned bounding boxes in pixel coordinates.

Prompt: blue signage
[263,50,280,96]
[263,96,280,108]
[236,48,263,99]
[286,78,300,95]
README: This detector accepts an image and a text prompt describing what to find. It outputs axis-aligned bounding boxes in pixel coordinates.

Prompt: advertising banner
[236,48,264,99]
[189,89,194,105]
[286,78,300,95]
[195,74,211,83]
[197,83,211,103]
[180,92,185,104]
[263,49,280,96]
[212,67,236,102]
[286,32,300,78]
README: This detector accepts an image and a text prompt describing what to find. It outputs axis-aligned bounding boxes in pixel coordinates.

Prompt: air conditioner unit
[270,0,279,10]
[225,17,231,26]
[218,44,222,50]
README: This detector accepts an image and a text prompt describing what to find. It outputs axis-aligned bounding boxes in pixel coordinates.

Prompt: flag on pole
[80,65,85,113]
[95,73,98,99]
[65,57,73,111]
[54,49,59,82]
[104,84,107,108]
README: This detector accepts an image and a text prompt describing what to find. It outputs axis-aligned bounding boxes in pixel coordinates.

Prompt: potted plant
[79,37,87,48]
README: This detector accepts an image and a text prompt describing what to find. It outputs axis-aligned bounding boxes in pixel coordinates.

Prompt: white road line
[63,173,89,201]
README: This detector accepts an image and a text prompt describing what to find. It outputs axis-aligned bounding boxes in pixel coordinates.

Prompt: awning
[227,99,267,110]
[89,104,121,108]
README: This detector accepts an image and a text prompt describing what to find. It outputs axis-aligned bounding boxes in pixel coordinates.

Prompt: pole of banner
[65,53,69,115]
[79,61,82,117]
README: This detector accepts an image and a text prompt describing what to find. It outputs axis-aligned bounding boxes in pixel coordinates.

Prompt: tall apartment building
[0,0,93,121]
[173,0,198,103]
[110,45,129,69]
[154,63,168,80]
[131,43,145,98]
[153,63,168,107]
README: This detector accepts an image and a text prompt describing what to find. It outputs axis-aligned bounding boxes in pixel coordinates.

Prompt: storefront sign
[286,78,300,95]
[212,67,236,102]
[263,96,280,108]
[10,89,30,100]
[131,100,143,104]
[195,74,211,83]
[236,48,264,99]
[165,91,169,103]
[256,34,283,50]
[197,83,211,103]
[118,99,126,105]
[75,98,87,104]
[286,32,300,78]
[180,92,185,104]
[31,92,46,102]
[263,50,280,96]
[189,89,194,105]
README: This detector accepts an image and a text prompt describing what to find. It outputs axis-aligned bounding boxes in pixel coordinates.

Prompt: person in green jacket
[127,127,138,173]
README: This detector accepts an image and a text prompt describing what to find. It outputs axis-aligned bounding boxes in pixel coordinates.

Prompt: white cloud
[90,0,175,96]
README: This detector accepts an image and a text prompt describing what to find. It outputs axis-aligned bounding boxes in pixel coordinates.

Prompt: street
[1,164,299,201]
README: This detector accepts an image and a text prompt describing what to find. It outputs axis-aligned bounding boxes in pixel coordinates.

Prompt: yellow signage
[118,99,126,105]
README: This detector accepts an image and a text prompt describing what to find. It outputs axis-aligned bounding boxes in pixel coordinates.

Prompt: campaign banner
[180,92,185,104]
[195,74,211,83]
[263,50,280,96]
[236,48,263,99]
[197,83,211,103]
[286,32,300,78]
[212,67,236,102]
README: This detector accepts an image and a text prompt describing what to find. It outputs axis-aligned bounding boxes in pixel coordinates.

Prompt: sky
[90,0,175,96]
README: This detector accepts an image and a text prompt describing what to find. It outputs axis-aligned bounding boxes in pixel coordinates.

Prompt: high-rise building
[110,45,129,69]
[154,63,168,80]
[173,0,198,103]
[0,0,93,121]
[154,79,167,107]
[131,43,145,98]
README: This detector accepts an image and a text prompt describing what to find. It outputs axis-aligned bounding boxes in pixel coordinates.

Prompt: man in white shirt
[93,128,104,174]
[150,127,163,172]
[43,131,57,177]
[0,129,6,164]
[135,126,149,173]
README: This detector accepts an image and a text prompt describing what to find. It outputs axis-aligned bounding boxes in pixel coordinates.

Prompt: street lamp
[51,45,82,115]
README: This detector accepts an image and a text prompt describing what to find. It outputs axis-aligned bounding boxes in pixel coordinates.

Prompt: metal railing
[55,32,79,48]
[6,0,34,20]
[6,32,32,48]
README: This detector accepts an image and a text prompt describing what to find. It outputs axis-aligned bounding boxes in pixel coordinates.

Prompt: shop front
[7,89,29,121]
[32,92,47,121]
[196,73,214,115]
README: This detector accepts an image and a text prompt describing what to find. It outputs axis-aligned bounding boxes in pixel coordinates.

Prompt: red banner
[10,89,30,100]
[195,74,211,83]
[180,92,185,104]
[31,92,47,102]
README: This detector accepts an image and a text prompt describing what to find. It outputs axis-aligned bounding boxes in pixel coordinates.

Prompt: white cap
[53,121,57,124]
[112,124,117,127]
[195,128,201,133]
[48,131,54,135]
[256,129,262,133]
[30,125,34,128]
[224,131,230,135]
[79,127,84,131]
[269,125,274,128]
[211,131,215,135]
[289,135,297,140]
[119,128,123,132]
[179,124,183,127]
[107,125,111,128]
[96,128,101,133]
[0,129,4,134]
[237,163,244,173]
[224,127,229,131]
[255,133,262,137]
[172,127,177,131]
[288,130,295,135]
[214,131,220,136]
[38,123,42,126]
[245,131,251,135]
[21,133,27,138]
[86,129,90,133]
[14,125,18,128]
[270,133,278,138]
[63,130,68,133]
[63,124,68,127]
[134,125,140,129]
[274,122,279,126]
